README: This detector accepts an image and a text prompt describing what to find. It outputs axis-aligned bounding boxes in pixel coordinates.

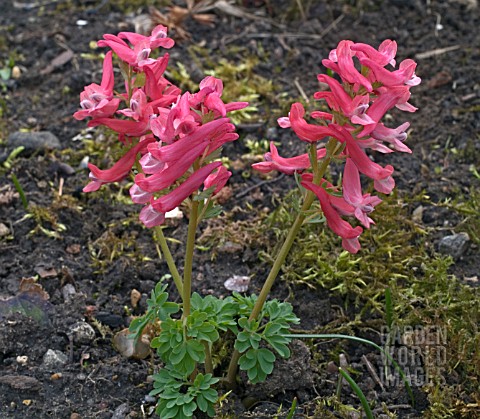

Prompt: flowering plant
[75,26,419,418]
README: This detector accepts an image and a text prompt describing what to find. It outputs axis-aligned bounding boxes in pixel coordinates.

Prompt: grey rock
[61,284,76,302]
[42,349,68,371]
[438,232,470,260]
[69,321,95,344]
[7,131,61,154]
[0,223,10,238]
[112,403,130,419]
[0,375,41,391]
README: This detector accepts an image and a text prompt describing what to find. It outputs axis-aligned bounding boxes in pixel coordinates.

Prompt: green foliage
[129,280,180,340]
[233,296,299,383]
[151,368,219,418]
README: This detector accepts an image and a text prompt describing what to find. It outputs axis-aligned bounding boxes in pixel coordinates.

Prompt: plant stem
[226,139,338,386]
[203,341,213,374]
[154,226,183,296]
[183,198,199,319]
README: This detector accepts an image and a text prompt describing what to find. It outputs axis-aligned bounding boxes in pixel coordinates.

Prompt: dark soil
[0,1,479,418]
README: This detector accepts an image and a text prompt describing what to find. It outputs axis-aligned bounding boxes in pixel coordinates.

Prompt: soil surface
[0,1,479,418]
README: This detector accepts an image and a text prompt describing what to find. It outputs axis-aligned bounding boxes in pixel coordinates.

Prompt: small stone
[438,232,470,260]
[70,413,81,419]
[0,375,41,391]
[326,361,338,374]
[224,275,250,292]
[112,403,130,419]
[69,322,95,344]
[130,289,141,308]
[217,241,243,254]
[0,223,10,238]
[7,131,61,154]
[66,244,81,255]
[42,349,68,371]
[113,328,150,359]
[412,205,424,223]
[16,356,28,365]
[61,284,76,302]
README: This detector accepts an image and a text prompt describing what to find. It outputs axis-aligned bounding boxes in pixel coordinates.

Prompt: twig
[362,354,385,392]
[223,14,344,46]
[294,77,309,103]
[236,173,286,198]
[415,45,460,60]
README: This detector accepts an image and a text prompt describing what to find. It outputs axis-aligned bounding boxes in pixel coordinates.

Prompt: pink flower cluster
[253,40,420,253]
[74,26,247,227]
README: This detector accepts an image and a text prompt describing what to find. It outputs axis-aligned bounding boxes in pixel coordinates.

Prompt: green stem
[203,341,213,375]
[154,226,183,296]
[226,139,338,386]
[183,198,199,319]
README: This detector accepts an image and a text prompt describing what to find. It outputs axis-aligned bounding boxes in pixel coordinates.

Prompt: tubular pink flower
[98,26,174,69]
[323,40,373,92]
[139,204,165,228]
[371,122,412,153]
[83,137,154,192]
[351,40,397,67]
[358,89,406,137]
[130,184,153,204]
[288,103,339,143]
[342,159,382,228]
[204,166,232,195]
[148,118,230,162]
[139,152,165,174]
[151,93,198,143]
[88,117,150,137]
[74,51,120,120]
[333,126,395,193]
[97,34,138,65]
[143,56,180,105]
[190,76,248,117]
[356,138,395,154]
[315,75,374,125]
[252,142,327,175]
[117,88,148,121]
[150,162,222,213]
[301,179,363,253]
[135,141,209,193]
[359,57,421,87]
[118,25,174,50]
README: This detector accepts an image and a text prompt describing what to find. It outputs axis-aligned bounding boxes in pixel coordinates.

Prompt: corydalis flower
[252,39,420,252]
[73,51,120,121]
[77,25,247,230]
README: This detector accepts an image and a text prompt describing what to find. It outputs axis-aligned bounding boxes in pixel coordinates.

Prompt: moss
[207,184,479,416]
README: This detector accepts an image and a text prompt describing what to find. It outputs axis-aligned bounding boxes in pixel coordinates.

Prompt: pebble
[69,322,96,344]
[16,355,28,365]
[224,275,250,292]
[61,284,77,302]
[111,403,130,419]
[7,131,61,154]
[0,375,41,391]
[0,223,10,238]
[113,328,150,359]
[438,232,470,260]
[42,349,68,371]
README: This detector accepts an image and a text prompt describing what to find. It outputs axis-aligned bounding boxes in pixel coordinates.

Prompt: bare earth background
[0,1,479,418]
